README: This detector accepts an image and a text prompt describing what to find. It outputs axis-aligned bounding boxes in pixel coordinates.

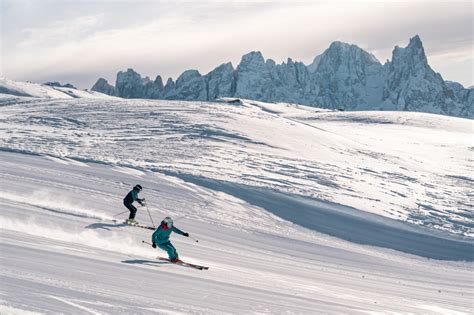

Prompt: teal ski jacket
[152,222,186,245]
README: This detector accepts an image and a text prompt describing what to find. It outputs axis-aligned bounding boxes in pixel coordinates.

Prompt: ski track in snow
[0,97,472,237]
[0,96,473,313]
[0,152,472,314]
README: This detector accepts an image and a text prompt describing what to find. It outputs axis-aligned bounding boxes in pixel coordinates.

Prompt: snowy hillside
[0,77,116,99]
[0,95,473,313]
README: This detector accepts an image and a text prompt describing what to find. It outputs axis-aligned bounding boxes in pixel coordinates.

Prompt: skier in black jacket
[123,184,145,224]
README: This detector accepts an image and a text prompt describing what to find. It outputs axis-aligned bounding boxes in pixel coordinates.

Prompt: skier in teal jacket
[152,217,189,262]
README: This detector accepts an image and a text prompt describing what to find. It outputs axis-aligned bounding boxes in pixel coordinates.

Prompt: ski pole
[143,235,197,245]
[113,210,128,217]
[145,202,155,228]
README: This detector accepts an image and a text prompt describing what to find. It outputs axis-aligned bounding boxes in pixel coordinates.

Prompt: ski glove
[183,233,189,237]
[152,242,157,248]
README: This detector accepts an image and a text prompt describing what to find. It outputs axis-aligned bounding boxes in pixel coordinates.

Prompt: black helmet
[134,184,142,191]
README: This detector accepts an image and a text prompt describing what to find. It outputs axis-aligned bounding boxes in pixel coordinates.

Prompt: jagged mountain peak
[239,51,266,67]
[214,62,234,71]
[165,77,175,87]
[326,41,380,64]
[326,41,369,55]
[90,35,471,118]
[328,40,354,50]
[118,68,140,76]
[392,35,428,66]
[43,81,77,89]
[308,41,381,74]
[393,35,423,50]
[381,35,473,117]
[177,69,202,81]
[91,78,116,96]
[154,75,164,88]
[408,34,423,48]
[93,77,109,86]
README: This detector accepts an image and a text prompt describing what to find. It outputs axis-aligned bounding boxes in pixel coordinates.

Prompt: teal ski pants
[158,241,178,260]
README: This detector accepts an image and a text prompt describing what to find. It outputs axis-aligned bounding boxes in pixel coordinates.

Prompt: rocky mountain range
[92,35,473,118]
[43,81,77,89]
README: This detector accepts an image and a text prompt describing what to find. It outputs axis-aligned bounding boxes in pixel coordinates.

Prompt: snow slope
[0,96,473,313]
[0,77,117,99]
[1,97,472,237]
[1,152,473,314]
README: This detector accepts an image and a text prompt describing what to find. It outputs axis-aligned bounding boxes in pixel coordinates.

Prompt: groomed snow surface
[0,95,473,314]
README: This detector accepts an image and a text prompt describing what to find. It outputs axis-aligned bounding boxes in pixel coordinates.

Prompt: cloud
[2,0,473,88]
[17,14,104,48]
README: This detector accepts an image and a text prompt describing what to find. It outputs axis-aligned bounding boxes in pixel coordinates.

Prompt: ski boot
[126,219,139,225]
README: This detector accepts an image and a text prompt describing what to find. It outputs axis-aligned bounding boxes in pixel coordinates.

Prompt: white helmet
[163,216,173,228]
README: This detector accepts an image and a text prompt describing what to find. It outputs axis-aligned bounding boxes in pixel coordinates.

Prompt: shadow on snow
[121,259,167,266]
[169,173,474,262]
[85,222,127,231]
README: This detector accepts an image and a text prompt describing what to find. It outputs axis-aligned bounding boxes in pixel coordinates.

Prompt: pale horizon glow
[1,0,473,89]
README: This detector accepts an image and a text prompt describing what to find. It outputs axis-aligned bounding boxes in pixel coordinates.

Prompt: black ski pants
[124,201,137,220]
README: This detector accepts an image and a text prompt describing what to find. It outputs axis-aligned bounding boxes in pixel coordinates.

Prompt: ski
[157,257,209,270]
[125,222,155,230]
[112,219,155,230]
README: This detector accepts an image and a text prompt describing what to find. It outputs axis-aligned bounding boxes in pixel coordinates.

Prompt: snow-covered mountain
[91,35,473,118]
[1,95,473,313]
[307,41,385,110]
[382,36,472,117]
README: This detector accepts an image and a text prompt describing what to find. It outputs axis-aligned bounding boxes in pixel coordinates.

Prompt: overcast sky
[1,0,472,88]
